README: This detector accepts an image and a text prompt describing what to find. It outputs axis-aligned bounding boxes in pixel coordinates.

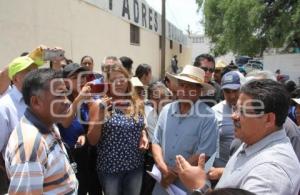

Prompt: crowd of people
[0,45,300,195]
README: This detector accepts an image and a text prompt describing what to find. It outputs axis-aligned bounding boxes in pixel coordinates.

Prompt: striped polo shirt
[5,109,78,194]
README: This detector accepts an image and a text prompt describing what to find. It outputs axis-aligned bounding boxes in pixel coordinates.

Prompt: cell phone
[43,49,65,61]
[86,73,95,82]
[74,142,83,149]
[90,83,110,94]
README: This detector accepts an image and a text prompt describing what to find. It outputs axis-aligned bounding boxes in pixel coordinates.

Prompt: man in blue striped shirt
[5,69,78,194]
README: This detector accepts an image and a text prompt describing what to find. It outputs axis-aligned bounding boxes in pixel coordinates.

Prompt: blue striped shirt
[5,109,78,194]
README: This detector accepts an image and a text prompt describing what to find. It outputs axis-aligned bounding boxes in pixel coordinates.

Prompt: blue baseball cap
[221,71,241,90]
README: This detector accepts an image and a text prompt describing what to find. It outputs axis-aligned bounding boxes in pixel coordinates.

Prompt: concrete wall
[0,0,192,81]
[191,36,211,61]
[263,54,300,84]
[165,39,192,72]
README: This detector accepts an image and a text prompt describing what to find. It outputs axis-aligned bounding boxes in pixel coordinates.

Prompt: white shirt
[212,100,235,165]
[0,85,26,156]
[145,105,158,142]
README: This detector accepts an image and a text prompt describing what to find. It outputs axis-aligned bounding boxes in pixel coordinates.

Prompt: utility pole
[160,0,166,79]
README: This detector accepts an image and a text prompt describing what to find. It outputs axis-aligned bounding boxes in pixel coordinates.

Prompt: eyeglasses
[101,64,120,73]
[201,67,214,73]
[232,105,265,117]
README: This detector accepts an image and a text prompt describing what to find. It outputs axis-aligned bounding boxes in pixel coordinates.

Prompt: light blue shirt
[217,129,300,195]
[0,85,26,155]
[152,99,218,194]
[212,100,235,165]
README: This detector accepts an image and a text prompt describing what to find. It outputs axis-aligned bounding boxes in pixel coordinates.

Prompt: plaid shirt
[5,109,78,194]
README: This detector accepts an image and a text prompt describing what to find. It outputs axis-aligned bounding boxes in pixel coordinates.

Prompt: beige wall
[165,40,192,72]
[0,0,191,81]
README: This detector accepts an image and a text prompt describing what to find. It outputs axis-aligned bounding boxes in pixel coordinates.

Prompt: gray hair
[148,81,172,99]
[22,68,63,106]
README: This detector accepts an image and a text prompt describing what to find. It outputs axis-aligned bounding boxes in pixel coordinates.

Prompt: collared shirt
[230,117,300,162]
[145,104,158,142]
[212,100,235,166]
[152,99,218,193]
[5,109,78,194]
[0,85,26,155]
[217,129,300,195]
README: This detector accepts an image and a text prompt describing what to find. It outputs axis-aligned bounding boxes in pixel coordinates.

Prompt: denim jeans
[98,167,143,195]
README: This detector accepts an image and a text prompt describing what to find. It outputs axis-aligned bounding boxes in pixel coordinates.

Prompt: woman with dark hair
[140,81,172,195]
[135,64,152,86]
[80,55,103,83]
[119,56,133,76]
[81,55,94,71]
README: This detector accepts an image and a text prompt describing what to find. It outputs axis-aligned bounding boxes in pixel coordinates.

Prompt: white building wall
[191,36,211,62]
[263,54,300,84]
[0,0,192,81]
[190,35,234,65]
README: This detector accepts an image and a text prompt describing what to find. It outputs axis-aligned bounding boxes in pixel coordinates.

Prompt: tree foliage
[197,0,300,56]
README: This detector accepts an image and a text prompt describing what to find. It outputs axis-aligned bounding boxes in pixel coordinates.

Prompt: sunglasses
[201,67,215,73]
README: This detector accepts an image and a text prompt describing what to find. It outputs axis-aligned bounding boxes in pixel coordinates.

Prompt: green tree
[198,0,300,56]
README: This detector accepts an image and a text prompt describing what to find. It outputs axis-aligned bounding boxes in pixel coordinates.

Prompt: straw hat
[166,65,214,91]
[215,60,227,70]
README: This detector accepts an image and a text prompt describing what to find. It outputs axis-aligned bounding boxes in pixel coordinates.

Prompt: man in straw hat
[214,60,227,85]
[152,65,218,194]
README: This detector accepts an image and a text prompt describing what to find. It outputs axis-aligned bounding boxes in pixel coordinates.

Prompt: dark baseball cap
[221,71,241,90]
[63,63,88,78]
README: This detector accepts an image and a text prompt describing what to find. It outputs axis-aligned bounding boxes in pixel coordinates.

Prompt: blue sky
[145,0,204,34]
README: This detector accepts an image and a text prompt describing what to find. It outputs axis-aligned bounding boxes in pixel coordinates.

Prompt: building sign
[84,0,189,46]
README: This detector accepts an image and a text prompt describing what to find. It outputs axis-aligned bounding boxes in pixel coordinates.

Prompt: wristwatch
[191,184,210,195]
